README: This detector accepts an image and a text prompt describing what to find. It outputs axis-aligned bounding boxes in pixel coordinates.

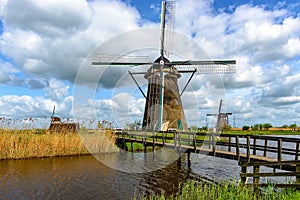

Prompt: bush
[242,126,250,131]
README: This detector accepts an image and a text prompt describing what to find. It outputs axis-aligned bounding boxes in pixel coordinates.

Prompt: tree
[126,120,141,130]
[263,123,272,131]
[252,124,259,131]
[242,126,250,131]
[189,126,198,132]
[289,124,297,129]
[281,124,289,128]
[222,124,231,132]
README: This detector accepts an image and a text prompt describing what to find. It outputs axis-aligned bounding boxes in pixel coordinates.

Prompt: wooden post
[278,139,282,162]
[236,136,240,161]
[131,141,133,152]
[253,165,260,185]
[296,164,300,184]
[178,132,181,152]
[228,136,232,152]
[263,139,268,157]
[174,132,177,150]
[193,132,196,151]
[162,132,165,146]
[212,133,216,156]
[152,132,155,151]
[296,142,299,160]
[122,133,127,151]
[247,136,251,163]
[177,152,181,166]
[240,165,247,184]
[144,142,147,153]
[253,138,257,155]
[188,132,191,146]
[187,151,191,168]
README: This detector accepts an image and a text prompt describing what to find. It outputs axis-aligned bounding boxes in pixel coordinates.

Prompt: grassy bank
[136,180,300,200]
[222,130,300,135]
[0,129,118,160]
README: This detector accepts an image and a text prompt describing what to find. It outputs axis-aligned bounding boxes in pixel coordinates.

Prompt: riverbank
[0,129,118,160]
[137,180,300,200]
[223,130,300,135]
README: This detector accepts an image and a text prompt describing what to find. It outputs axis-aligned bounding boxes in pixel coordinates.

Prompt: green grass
[135,180,300,200]
[223,130,300,135]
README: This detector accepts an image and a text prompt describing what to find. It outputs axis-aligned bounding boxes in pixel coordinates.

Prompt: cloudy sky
[0,0,300,128]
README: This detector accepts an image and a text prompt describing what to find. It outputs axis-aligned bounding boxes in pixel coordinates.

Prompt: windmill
[92,1,236,132]
[206,99,232,132]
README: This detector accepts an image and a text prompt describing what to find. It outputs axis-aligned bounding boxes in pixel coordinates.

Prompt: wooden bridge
[115,130,300,189]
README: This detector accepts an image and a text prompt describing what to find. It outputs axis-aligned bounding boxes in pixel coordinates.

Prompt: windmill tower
[92,1,236,132]
[207,99,232,132]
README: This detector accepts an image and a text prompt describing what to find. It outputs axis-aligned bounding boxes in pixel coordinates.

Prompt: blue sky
[0,0,300,128]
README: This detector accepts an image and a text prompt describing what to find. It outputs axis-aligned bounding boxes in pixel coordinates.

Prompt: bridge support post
[228,136,232,152]
[144,142,147,153]
[187,151,191,168]
[152,132,155,152]
[212,133,216,157]
[296,164,300,184]
[247,136,250,163]
[295,142,299,160]
[236,136,240,161]
[253,165,260,185]
[263,139,268,157]
[131,141,133,152]
[177,153,181,166]
[240,166,247,184]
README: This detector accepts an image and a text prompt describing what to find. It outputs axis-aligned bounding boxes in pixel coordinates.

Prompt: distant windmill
[206,99,232,132]
[92,1,236,132]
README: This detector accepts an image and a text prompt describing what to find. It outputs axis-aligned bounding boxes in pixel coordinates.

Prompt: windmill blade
[164,1,176,58]
[92,54,152,66]
[218,99,223,114]
[172,60,236,74]
[206,114,218,116]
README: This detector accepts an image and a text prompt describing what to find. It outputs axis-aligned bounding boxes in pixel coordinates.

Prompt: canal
[0,150,240,200]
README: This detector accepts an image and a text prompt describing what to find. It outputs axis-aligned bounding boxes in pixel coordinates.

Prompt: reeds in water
[0,129,118,160]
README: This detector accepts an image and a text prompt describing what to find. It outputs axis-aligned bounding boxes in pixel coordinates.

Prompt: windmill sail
[173,60,236,74]
[163,1,176,58]
[92,54,151,66]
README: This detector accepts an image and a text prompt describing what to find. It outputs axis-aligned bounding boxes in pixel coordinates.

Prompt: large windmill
[92,1,236,132]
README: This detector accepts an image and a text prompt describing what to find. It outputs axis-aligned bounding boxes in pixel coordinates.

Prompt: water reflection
[0,154,205,200]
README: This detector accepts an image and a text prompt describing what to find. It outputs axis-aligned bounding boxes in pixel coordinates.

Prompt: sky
[0,0,300,128]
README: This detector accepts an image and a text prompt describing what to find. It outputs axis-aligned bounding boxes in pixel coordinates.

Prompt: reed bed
[0,129,118,160]
[137,180,300,200]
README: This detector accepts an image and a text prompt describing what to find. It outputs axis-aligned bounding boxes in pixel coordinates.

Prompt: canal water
[0,151,240,200]
[2,134,298,200]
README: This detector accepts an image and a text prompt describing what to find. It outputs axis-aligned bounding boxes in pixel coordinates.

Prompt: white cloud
[282,38,300,58]
[2,0,93,37]
[0,94,73,118]
[45,78,69,101]
[0,0,141,83]
[0,0,300,128]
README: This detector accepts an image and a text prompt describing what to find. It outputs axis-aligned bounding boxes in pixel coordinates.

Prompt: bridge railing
[115,130,300,162]
[239,160,300,188]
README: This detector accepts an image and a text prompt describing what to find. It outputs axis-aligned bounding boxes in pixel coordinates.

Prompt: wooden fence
[115,130,300,188]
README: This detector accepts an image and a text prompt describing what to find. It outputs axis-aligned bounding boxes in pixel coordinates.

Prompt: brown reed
[0,128,118,160]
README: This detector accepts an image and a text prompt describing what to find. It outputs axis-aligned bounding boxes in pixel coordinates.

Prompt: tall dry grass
[0,129,118,160]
